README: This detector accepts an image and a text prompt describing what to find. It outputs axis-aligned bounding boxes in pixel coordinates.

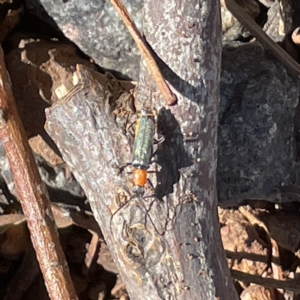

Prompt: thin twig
[231,270,300,293]
[109,0,177,105]
[225,0,300,76]
[0,46,77,300]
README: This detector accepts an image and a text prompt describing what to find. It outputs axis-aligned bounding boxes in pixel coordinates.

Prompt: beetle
[131,109,156,196]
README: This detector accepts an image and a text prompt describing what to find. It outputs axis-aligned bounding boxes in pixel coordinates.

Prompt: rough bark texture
[45,1,238,299]
[135,0,238,298]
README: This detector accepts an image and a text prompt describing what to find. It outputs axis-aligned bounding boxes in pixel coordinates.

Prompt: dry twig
[109,0,177,105]
[231,270,300,293]
[0,46,77,300]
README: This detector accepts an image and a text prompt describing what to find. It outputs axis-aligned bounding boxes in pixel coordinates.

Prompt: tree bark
[45,0,238,299]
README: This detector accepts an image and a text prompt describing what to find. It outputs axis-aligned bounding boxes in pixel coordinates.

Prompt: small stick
[0,46,77,300]
[109,0,177,105]
[225,0,300,76]
[231,270,300,293]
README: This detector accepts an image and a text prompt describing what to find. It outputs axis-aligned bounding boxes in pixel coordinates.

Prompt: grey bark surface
[45,1,238,299]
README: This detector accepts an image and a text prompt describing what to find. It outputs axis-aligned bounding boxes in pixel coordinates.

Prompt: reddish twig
[0,46,77,300]
[109,0,177,105]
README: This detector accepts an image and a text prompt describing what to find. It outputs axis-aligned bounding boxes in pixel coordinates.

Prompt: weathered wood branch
[0,46,77,300]
[45,1,238,299]
[136,0,239,298]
